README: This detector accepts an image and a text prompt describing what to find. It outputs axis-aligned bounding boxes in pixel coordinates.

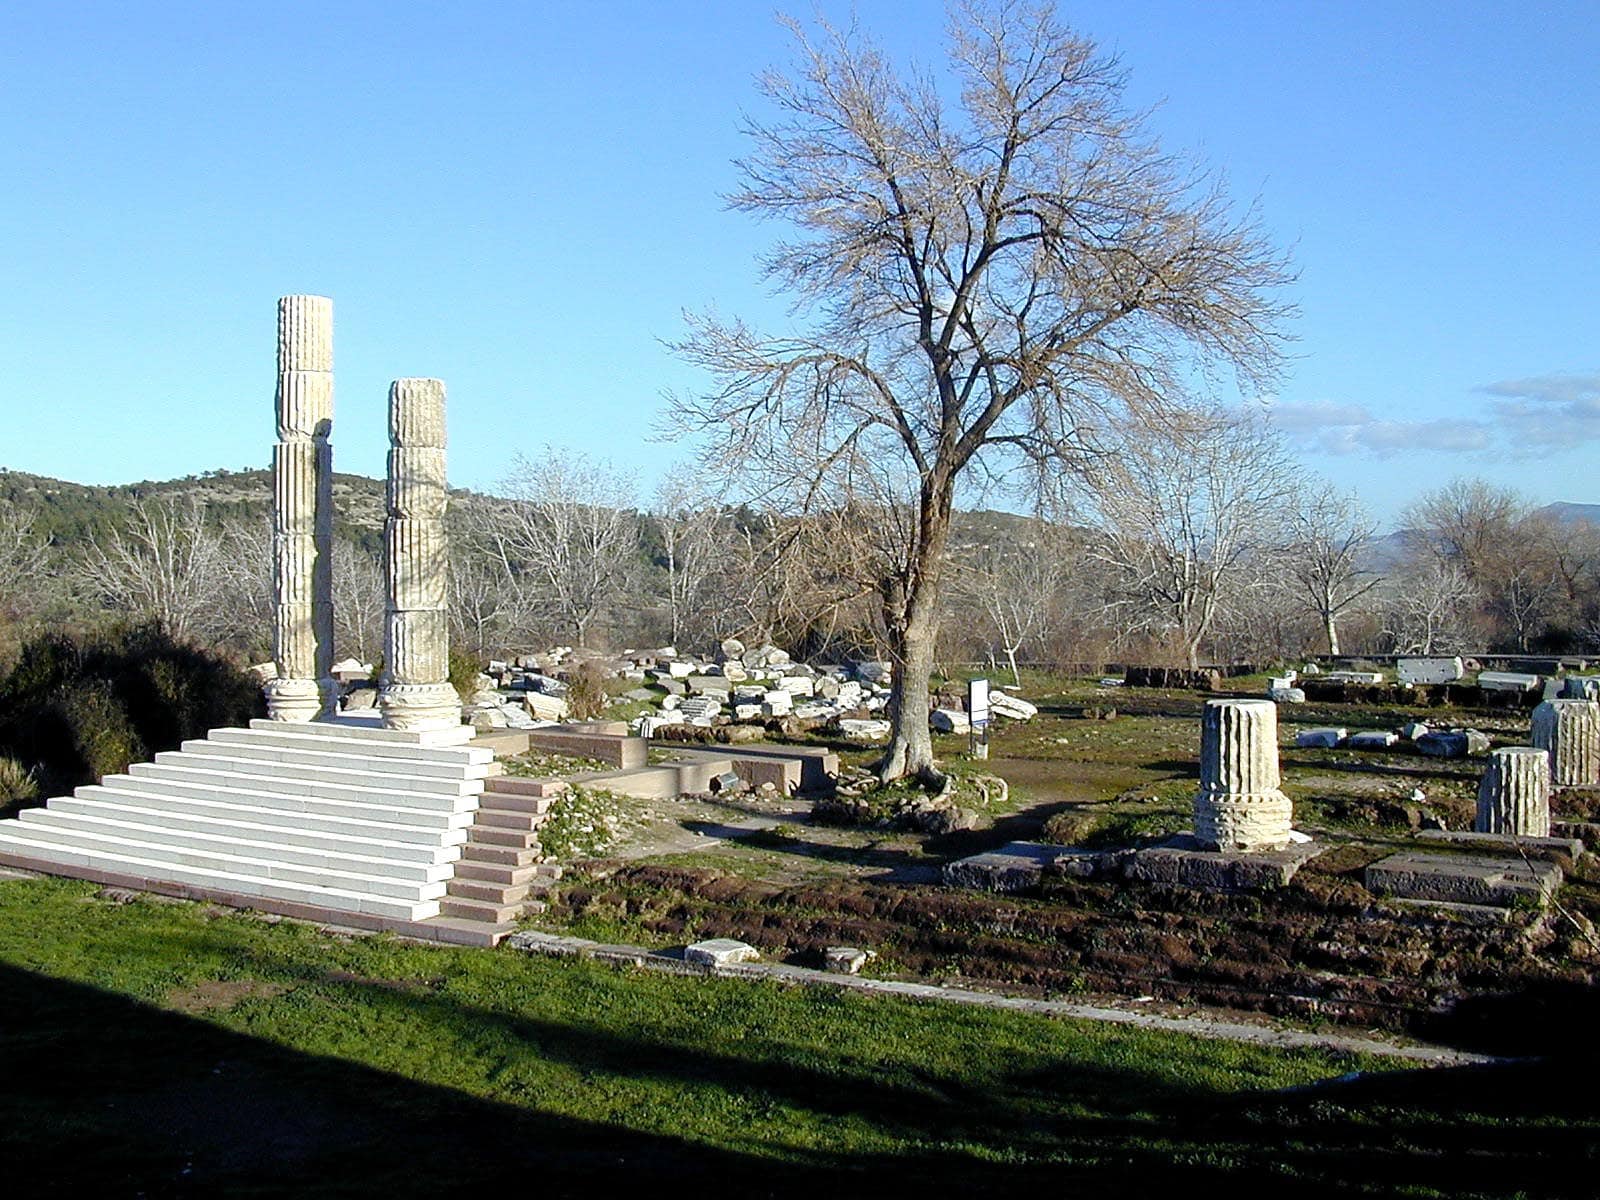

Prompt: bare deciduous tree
[949,519,1072,685]
[1379,560,1480,654]
[333,538,385,664]
[1084,408,1296,669]
[485,449,640,647]
[670,1,1291,782]
[75,496,227,643]
[651,475,734,652]
[1284,483,1382,655]
[0,500,52,622]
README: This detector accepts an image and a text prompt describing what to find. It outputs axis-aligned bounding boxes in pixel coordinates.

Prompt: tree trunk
[878,480,954,786]
[1324,612,1340,656]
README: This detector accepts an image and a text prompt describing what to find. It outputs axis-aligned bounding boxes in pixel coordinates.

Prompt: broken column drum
[379,379,460,731]
[1476,746,1551,836]
[1194,699,1294,851]
[264,295,337,721]
[1531,698,1600,787]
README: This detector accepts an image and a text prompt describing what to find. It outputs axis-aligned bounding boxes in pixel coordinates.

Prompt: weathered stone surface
[943,842,1069,892]
[1296,728,1346,748]
[1416,829,1583,862]
[1399,721,1430,741]
[684,938,760,967]
[1323,671,1385,685]
[837,718,891,742]
[1194,700,1293,851]
[1366,852,1559,907]
[1416,729,1491,758]
[1531,698,1600,787]
[380,379,457,731]
[1269,686,1307,704]
[1561,675,1600,701]
[1348,731,1399,750]
[1398,657,1464,685]
[823,946,876,975]
[931,708,971,734]
[266,295,337,721]
[1478,671,1540,693]
[990,692,1038,720]
[1122,835,1322,891]
[1475,746,1551,836]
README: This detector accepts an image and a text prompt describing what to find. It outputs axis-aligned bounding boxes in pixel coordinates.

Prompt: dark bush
[0,623,262,798]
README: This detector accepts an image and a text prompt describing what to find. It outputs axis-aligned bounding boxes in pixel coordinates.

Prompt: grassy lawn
[2,876,1595,1196]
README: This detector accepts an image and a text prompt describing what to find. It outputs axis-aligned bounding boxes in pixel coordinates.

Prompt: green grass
[1,875,1596,1195]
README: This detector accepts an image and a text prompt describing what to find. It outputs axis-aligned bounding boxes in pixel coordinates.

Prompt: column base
[379,681,462,731]
[264,677,323,723]
[1193,788,1294,852]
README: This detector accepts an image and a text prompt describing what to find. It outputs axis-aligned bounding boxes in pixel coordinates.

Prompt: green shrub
[0,756,39,814]
[0,623,260,794]
[447,648,481,702]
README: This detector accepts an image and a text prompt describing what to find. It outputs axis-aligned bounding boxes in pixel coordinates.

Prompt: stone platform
[944,836,1322,893]
[0,716,499,930]
[1366,852,1560,907]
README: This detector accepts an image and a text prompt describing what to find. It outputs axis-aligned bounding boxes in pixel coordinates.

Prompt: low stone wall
[1299,680,1543,710]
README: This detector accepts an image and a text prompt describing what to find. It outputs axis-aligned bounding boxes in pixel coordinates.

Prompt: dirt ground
[524,679,1600,1051]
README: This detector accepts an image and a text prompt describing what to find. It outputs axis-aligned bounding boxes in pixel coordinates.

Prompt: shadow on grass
[6,941,1598,1197]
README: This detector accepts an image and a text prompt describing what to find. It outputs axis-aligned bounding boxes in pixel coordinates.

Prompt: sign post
[968,677,990,761]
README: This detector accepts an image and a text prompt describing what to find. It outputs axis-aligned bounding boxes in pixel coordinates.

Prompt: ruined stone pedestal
[1475,746,1551,837]
[1193,699,1293,851]
[1531,698,1600,787]
[265,295,337,721]
[379,379,459,731]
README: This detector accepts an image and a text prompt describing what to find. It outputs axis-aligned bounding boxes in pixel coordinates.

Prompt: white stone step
[154,749,483,796]
[209,726,493,767]
[126,760,480,811]
[249,717,473,748]
[0,827,440,920]
[18,807,457,879]
[179,737,491,781]
[72,784,472,843]
[112,769,474,826]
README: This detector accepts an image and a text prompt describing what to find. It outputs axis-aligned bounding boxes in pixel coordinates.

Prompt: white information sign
[968,677,990,727]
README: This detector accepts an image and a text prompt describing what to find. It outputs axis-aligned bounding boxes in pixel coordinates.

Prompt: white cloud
[1267,371,1600,459]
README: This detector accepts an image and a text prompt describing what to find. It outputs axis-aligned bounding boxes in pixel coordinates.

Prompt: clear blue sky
[3,1,1596,523]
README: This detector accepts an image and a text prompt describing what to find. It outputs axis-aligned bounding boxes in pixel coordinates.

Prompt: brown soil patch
[165,979,290,1014]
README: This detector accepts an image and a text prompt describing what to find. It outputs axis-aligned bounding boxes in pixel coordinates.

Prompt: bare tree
[948,519,1071,685]
[670,2,1290,782]
[1379,560,1479,655]
[484,449,640,647]
[650,475,734,651]
[0,500,52,623]
[75,495,227,643]
[333,538,385,664]
[1284,483,1382,655]
[1084,408,1296,669]
[211,517,274,658]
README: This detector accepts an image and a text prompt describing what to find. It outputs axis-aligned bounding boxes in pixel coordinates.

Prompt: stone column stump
[379,379,460,731]
[264,295,337,721]
[1475,746,1551,836]
[1194,699,1294,851]
[1531,698,1600,787]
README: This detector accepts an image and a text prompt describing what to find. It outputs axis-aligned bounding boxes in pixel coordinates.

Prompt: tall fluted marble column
[1193,699,1294,851]
[379,379,460,730]
[264,295,337,721]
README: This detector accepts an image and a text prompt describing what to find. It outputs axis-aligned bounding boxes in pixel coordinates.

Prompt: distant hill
[1540,501,1600,527]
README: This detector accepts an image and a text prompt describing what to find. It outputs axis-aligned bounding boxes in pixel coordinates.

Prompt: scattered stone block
[1416,829,1583,863]
[1122,835,1322,891]
[1323,671,1385,685]
[1416,729,1491,758]
[684,938,760,967]
[1366,852,1560,907]
[942,842,1068,892]
[1269,687,1307,703]
[931,708,971,734]
[837,718,891,742]
[1477,671,1540,693]
[1398,657,1464,685]
[1295,728,1346,748]
[823,946,876,975]
[1400,721,1430,741]
[990,692,1038,720]
[1348,731,1399,750]
[1561,675,1600,701]
[710,771,744,794]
